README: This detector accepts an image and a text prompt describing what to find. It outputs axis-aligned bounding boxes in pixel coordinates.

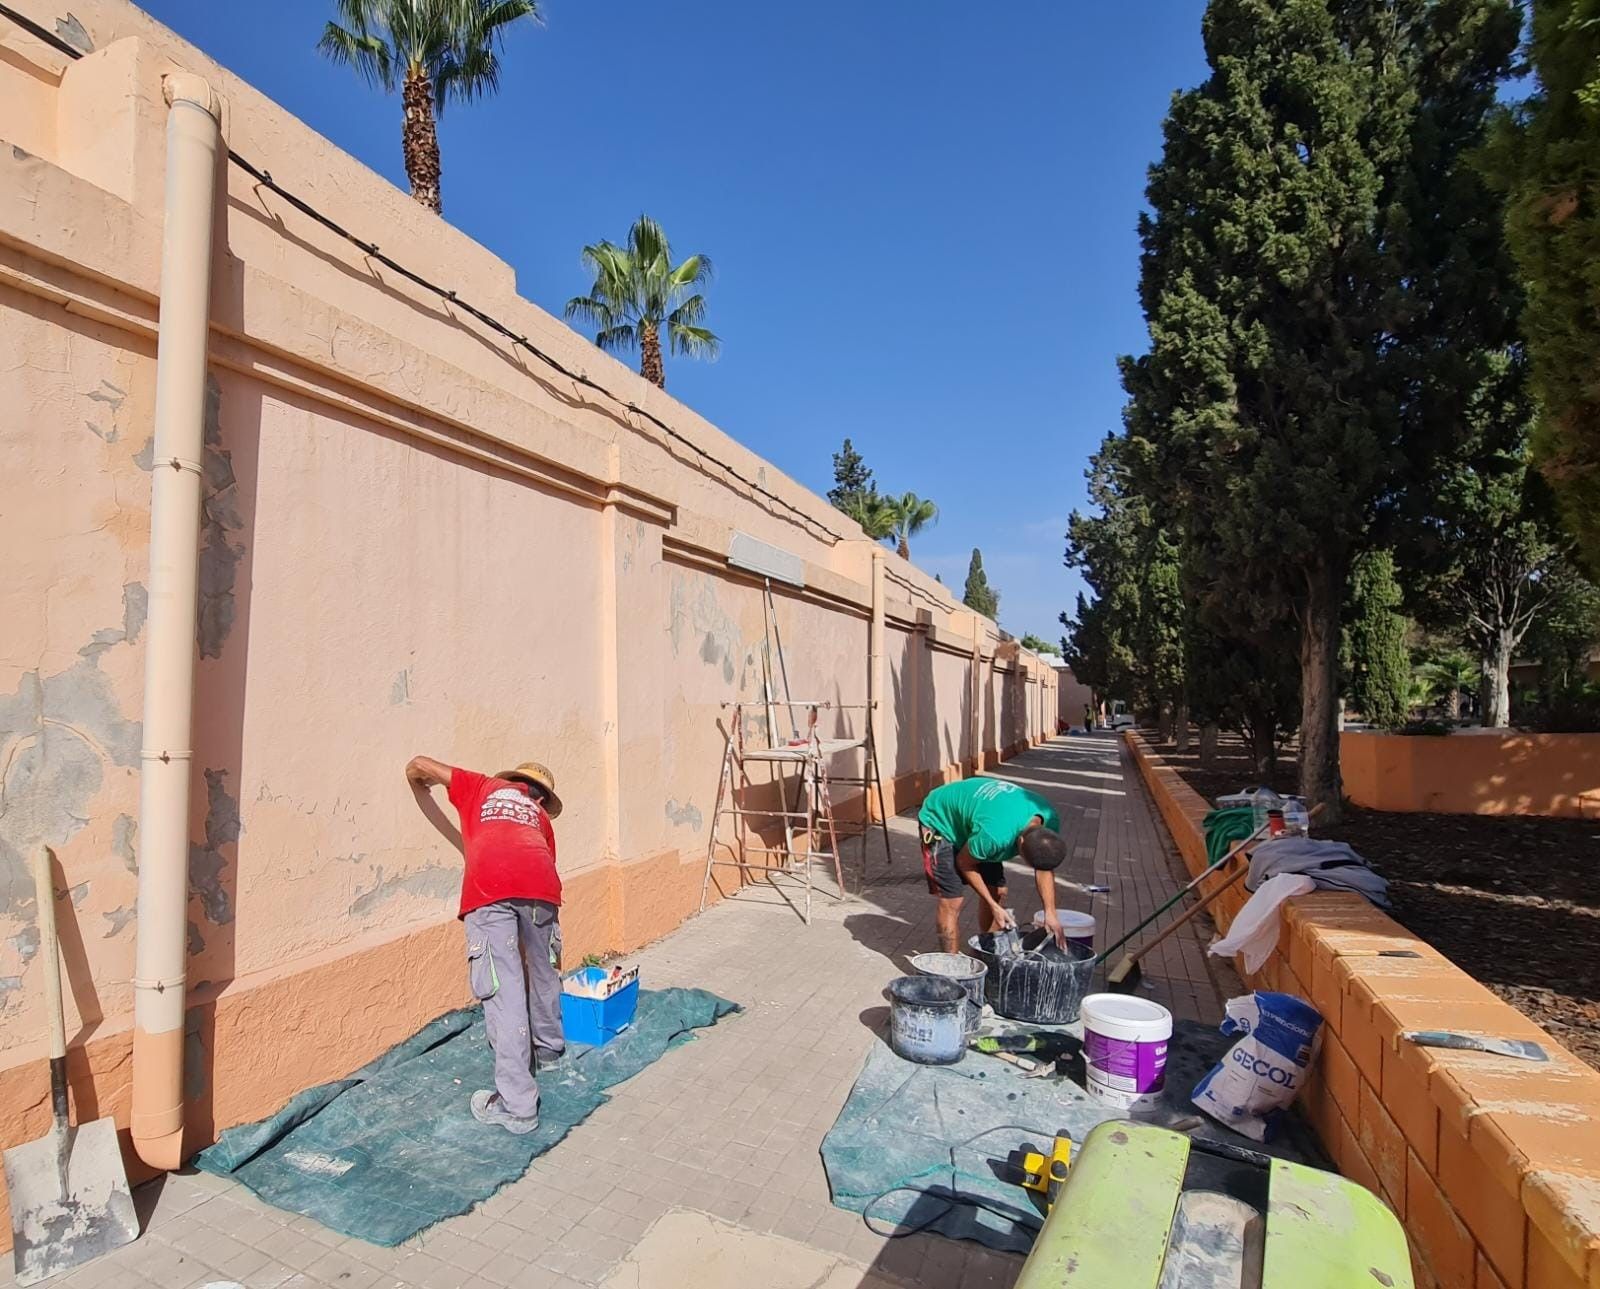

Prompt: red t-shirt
[447,769,562,918]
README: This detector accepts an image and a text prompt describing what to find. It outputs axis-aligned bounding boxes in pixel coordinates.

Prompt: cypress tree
[963,549,1000,619]
[1343,550,1411,729]
[1125,0,1518,818]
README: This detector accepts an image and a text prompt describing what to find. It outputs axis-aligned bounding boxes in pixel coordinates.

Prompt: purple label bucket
[1081,993,1172,1111]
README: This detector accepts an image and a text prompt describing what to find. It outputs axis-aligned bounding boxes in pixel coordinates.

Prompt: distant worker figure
[917,777,1068,954]
[405,755,565,1135]
[1083,703,1095,733]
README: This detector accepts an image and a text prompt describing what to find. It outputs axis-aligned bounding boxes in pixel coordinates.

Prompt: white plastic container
[1081,993,1172,1111]
[1035,908,1096,952]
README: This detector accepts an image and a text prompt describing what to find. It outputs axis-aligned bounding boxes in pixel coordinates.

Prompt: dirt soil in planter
[1148,730,1600,1071]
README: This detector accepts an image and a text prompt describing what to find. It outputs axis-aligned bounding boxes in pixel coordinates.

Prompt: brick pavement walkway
[3,734,1239,1289]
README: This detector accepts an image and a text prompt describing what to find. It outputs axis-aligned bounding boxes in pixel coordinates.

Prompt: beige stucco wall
[0,0,1057,1203]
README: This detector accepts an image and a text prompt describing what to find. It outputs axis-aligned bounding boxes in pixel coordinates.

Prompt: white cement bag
[1191,991,1323,1142]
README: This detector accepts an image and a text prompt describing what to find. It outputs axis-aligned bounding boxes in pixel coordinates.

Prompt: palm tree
[840,490,896,541]
[1422,650,1478,722]
[565,215,718,388]
[318,0,539,215]
[884,492,938,559]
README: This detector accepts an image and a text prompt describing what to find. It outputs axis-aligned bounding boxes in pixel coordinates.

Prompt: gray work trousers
[463,899,563,1119]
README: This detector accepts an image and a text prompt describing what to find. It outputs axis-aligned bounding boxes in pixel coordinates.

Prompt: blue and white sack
[1191,991,1323,1142]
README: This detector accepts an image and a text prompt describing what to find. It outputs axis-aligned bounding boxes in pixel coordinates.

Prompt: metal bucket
[887,975,967,1065]
[909,952,987,1035]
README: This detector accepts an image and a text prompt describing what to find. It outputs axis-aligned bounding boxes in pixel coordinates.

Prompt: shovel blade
[3,1117,139,1286]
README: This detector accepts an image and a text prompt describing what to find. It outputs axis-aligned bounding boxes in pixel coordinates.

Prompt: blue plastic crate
[559,967,640,1047]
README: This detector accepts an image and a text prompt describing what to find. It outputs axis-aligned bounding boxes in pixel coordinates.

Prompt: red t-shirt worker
[406,754,565,1135]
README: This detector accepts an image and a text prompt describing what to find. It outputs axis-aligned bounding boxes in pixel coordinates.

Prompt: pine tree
[1342,551,1411,729]
[963,549,1000,619]
[827,438,874,507]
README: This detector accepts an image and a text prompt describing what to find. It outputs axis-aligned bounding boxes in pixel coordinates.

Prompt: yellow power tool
[1018,1133,1073,1212]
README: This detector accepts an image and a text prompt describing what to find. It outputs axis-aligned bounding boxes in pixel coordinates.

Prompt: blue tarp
[196,988,738,1245]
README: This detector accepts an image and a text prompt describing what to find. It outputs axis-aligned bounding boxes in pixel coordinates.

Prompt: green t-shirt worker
[917,777,1068,954]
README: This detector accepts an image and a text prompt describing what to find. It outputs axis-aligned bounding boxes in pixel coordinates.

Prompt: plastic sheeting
[196,988,738,1245]
[820,1019,1322,1254]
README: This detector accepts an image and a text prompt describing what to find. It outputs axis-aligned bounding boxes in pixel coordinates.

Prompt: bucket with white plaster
[908,952,987,1035]
[886,975,967,1065]
[1081,993,1171,1111]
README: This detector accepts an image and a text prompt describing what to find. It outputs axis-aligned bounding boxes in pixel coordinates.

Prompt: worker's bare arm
[405,755,453,788]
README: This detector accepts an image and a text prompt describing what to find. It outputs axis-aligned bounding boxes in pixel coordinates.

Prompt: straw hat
[495,761,563,817]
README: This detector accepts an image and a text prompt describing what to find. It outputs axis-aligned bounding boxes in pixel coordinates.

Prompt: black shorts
[920,828,1006,900]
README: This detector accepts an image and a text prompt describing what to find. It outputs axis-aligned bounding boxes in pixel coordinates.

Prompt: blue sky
[140,0,1209,644]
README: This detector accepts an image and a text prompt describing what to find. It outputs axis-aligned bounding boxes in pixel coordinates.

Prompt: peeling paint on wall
[77,582,148,659]
[187,920,205,956]
[9,926,40,966]
[348,865,458,917]
[188,768,239,925]
[390,670,412,705]
[112,813,137,874]
[664,799,703,832]
[102,905,135,938]
[83,379,126,442]
[0,650,142,914]
[669,572,753,690]
[195,375,246,659]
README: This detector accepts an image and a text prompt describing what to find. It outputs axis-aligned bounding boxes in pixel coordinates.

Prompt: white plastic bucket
[1081,993,1172,1111]
[1058,910,1095,953]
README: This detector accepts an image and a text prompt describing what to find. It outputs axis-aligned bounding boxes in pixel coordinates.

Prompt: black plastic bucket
[968,929,1097,1024]
[886,975,967,1065]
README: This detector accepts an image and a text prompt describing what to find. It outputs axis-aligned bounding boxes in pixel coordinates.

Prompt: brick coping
[1127,731,1600,1289]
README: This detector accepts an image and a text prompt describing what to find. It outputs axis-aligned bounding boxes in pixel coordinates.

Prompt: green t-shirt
[917,778,1060,864]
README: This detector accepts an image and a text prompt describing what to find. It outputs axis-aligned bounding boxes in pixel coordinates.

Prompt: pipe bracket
[131,976,187,994]
[140,749,194,764]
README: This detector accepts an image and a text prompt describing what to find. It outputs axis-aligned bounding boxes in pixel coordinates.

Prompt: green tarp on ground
[820,1019,1322,1254]
[195,988,738,1246]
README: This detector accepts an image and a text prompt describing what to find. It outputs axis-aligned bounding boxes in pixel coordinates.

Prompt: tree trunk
[1482,628,1514,727]
[1250,724,1278,781]
[1446,685,1462,722]
[1198,722,1219,768]
[1157,700,1173,743]
[1173,700,1189,752]
[1299,562,1344,822]
[898,538,910,559]
[640,320,665,387]
[401,70,442,214]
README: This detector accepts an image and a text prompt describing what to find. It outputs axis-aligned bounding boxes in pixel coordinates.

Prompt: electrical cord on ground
[0,0,843,545]
[858,1122,1048,1240]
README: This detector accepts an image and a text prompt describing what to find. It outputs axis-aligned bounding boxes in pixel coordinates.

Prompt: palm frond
[318,21,397,91]
[564,293,615,329]
[668,253,713,289]
[434,44,499,109]
[594,324,639,354]
[669,322,720,360]
[668,293,708,328]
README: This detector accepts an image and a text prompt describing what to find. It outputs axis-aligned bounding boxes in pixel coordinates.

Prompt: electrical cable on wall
[0,0,843,545]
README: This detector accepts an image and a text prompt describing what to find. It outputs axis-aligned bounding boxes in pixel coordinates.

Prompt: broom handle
[1123,865,1248,966]
[1091,820,1269,966]
[1092,800,1325,966]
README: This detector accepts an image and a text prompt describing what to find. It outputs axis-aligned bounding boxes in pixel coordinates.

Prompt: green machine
[1013,1121,1413,1289]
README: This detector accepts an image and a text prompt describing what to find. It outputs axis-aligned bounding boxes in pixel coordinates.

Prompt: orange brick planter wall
[1129,733,1600,1289]
[1342,731,1600,819]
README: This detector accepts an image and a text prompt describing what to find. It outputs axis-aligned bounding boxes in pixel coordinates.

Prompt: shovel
[3,846,139,1285]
